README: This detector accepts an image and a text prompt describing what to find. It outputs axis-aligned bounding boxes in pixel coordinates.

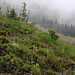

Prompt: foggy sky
[1,0,75,25]
[5,0,75,18]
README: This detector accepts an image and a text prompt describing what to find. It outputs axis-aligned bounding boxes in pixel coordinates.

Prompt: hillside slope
[34,24,75,43]
[0,15,75,75]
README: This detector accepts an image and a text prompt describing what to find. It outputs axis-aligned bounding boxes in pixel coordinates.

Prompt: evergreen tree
[48,30,59,42]
[0,6,2,15]
[26,10,30,22]
[9,8,17,19]
[50,20,54,28]
[20,2,27,22]
[42,16,46,26]
[64,23,68,35]
[6,6,10,18]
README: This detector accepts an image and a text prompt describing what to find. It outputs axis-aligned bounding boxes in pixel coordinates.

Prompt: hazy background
[0,0,75,25]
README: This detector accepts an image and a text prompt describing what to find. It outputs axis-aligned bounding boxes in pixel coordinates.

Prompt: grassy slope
[0,15,75,75]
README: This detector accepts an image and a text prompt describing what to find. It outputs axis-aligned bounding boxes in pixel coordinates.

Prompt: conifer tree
[6,6,10,18]
[26,10,30,22]
[9,8,17,19]
[20,2,27,22]
[0,6,2,15]
[48,30,59,42]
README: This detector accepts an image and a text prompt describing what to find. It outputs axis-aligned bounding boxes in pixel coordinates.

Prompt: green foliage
[48,29,59,42]
[40,33,51,43]
[31,63,41,75]
[45,69,55,74]
[9,8,17,19]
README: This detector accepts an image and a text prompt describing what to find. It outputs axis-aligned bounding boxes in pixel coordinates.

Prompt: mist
[1,0,75,25]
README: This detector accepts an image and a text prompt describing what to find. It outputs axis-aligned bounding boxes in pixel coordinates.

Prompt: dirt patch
[57,33,75,43]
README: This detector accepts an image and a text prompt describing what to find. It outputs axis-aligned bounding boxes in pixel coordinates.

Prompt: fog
[1,0,75,25]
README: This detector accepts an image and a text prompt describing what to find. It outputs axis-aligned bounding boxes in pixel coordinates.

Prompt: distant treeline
[40,17,75,37]
[30,14,75,37]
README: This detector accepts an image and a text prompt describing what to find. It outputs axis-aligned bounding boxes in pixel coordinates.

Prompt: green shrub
[40,33,51,43]
[0,31,6,36]
[48,29,59,42]
[31,63,41,75]
[1,37,9,44]
[9,8,17,19]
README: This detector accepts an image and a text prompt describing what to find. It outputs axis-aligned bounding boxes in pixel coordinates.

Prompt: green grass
[0,15,75,75]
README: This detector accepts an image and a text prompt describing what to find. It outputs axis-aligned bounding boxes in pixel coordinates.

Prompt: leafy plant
[40,33,51,43]
[48,29,59,42]
[31,63,41,75]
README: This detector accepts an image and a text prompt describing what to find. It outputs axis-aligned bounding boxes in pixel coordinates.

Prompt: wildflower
[69,41,71,43]
[62,47,64,49]
[5,17,7,19]
[72,42,74,45]
[63,55,64,57]
[64,42,67,44]
[11,59,14,63]
[63,71,66,73]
